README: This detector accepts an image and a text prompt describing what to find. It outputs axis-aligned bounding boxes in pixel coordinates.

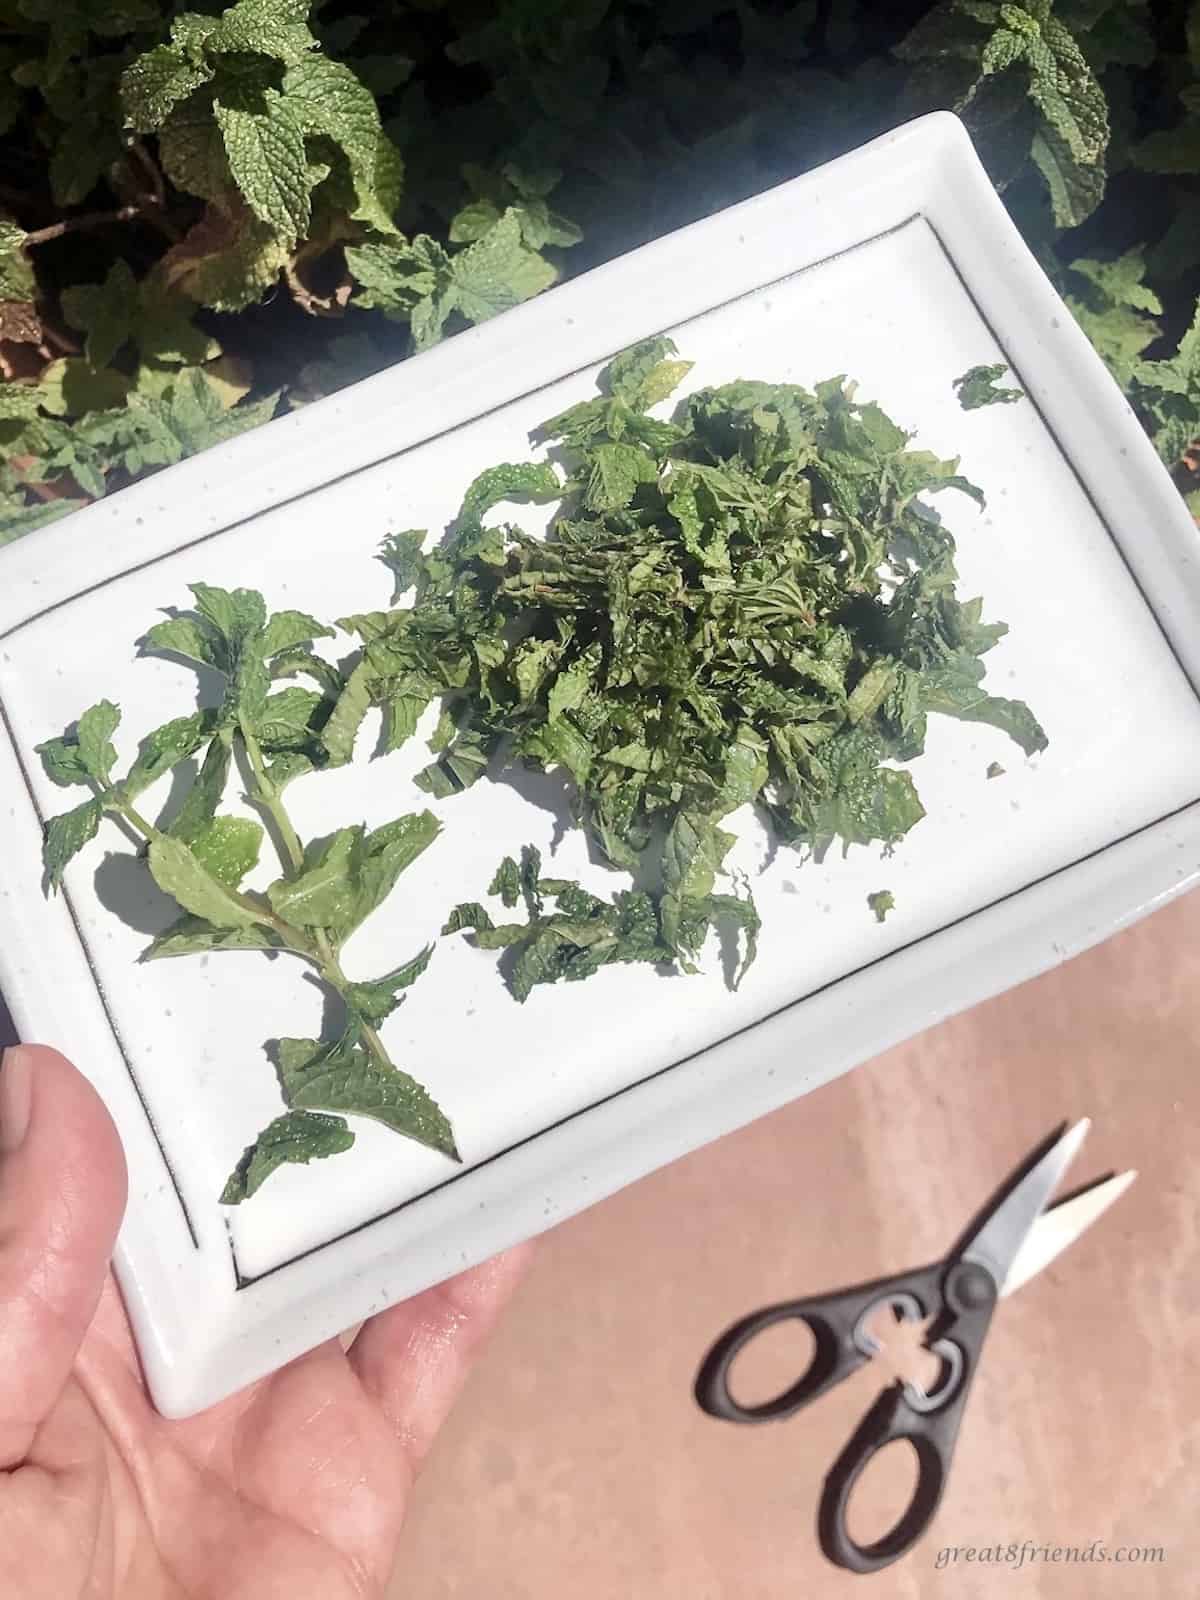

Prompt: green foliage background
[0,0,1197,544]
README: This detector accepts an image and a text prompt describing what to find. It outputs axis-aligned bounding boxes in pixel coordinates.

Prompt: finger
[348,1241,535,1468]
[0,1046,127,1468]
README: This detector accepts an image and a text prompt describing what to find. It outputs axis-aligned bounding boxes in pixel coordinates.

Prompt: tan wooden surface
[391,891,1200,1598]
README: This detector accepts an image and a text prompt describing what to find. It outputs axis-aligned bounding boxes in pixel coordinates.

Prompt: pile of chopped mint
[340,339,1047,998]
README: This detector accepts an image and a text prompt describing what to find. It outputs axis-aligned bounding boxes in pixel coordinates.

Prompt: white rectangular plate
[2,114,1198,1417]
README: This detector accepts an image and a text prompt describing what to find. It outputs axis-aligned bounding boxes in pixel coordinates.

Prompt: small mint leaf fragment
[43,798,102,891]
[953,364,1025,410]
[867,890,895,924]
[221,1110,354,1204]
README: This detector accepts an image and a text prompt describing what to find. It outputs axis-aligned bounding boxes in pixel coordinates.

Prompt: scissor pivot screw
[946,1261,996,1313]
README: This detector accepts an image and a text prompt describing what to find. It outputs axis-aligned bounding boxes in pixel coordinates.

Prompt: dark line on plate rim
[231,790,1200,1288]
[0,696,200,1248]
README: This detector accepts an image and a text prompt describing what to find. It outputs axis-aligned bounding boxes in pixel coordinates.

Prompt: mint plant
[0,1,1195,540]
[37,583,458,1203]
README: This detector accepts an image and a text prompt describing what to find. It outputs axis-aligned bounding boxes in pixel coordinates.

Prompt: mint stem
[236,715,444,1148]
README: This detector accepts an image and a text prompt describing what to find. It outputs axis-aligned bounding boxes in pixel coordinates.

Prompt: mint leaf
[266,825,363,928]
[121,44,212,133]
[122,712,216,799]
[287,1048,458,1160]
[43,798,102,891]
[260,609,333,658]
[61,260,138,370]
[868,889,895,923]
[320,659,373,766]
[221,1109,354,1205]
[147,833,268,928]
[191,815,263,887]
[76,699,121,783]
[143,914,285,961]
[450,208,558,323]
[282,55,401,235]
[214,80,313,246]
[346,945,434,1024]
[168,736,232,844]
[458,462,561,524]
[953,363,1025,408]
[346,810,441,938]
[255,686,325,750]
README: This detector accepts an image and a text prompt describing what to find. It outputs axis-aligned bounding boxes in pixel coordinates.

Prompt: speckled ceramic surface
[1,114,1198,1417]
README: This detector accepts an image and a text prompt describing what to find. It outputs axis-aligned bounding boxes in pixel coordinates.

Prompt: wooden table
[394,890,1199,1598]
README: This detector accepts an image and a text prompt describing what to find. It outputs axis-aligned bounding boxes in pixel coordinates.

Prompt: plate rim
[2,111,1198,1415]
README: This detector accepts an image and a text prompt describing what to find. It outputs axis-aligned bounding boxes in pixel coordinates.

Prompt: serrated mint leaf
[158,95,235,207]
[142,913,285,961]
[271,647,344,699]
[143,615,223,671]
[190,581,266,649]
[320,659,372,766]
[458,462,560,525]
[346,810,441,938]
[584,441,658,511]
[76,700,121,783]
[255,686,325,750]
[148,833,268,928]
[42,797,102,890]
[121,43,213,133]
[953,363,1025,408]
[288,1051,458,1160]
[122,712,216,800]
[346,944,433,1024]
[345,234,454,345]
[282,55,401,235]
[605,338,682,403]
[207,0,317,64]
[920,657,1050,754]
[190,815,263,887]
[450,208,558,323]
[166,736,232,843]
[221,1109,354,1205]
[214,81,313,246]
[259,609,333,658]
[61,260,138,371]
[267,825,363,928]
[36,734,91,789]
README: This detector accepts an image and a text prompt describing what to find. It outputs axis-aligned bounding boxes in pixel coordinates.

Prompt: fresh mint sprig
[37,582,458,1203]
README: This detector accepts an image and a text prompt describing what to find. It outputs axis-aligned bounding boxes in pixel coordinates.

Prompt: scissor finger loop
[902,1336,965,1414]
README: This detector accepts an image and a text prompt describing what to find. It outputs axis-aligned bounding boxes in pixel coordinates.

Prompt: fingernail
[0,1046,33,1154]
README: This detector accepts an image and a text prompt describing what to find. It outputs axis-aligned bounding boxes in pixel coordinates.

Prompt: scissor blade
[1001,1170,1137,1297]
[959,1119,1090,1291]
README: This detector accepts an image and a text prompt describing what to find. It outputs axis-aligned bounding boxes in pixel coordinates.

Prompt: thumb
[0,1045,127,1467]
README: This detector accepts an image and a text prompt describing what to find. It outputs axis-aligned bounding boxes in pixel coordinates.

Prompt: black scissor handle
[819,1260,1000,1574]
[695,1262,946,1424]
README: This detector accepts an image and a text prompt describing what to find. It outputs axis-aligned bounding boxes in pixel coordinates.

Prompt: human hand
[0,1044,533,1599]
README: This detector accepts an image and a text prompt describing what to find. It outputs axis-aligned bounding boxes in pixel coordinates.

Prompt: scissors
[694,1120,1135,1574]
